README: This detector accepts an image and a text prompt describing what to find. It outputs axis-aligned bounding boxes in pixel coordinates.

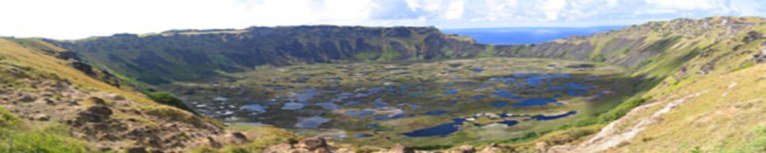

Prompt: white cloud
[404,0,423,11]
[445,0,465,19]
[482,0,518,21]
[0,0,761,39]
[539,0,567,20]
[645,0,716,10]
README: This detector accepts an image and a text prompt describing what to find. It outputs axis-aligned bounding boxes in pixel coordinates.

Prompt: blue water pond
[513,98,559,107]
[294,88,318,102]
[424,110,448,116]
[403,118,466,137]
[315,102,339,110]
[499,120,519,126]
[375,113,405,121]
[491,90,514,98]
[282,102,307,110]
[345,109,375,117]
[442,89,459,95]
[489,77,515,83]
[471,68,485,73]
[492,101,510,107]
[471,95,488,100]
[530,111,577,121]
[373,99,389,108]
[295,116,330,128]
[240,104,268,113]
[353,133,374,138]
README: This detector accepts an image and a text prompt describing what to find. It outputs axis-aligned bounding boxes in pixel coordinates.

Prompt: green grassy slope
[502,17,766,152]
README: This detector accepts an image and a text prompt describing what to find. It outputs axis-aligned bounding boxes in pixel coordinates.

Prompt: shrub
[0,108,19,127]
[146,92,198,115]
[598,96,651,123]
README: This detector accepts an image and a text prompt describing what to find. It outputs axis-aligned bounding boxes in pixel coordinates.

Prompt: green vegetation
[0,124,89,153]
[597,96,651,123]
[353,51,380,61]
[170,57,631,148]
[0,108,89,153]
[737,126,766,152]
[379,48,401,61]
[0,108,19,128]
[147,92,198,114]
[477,45,495,57]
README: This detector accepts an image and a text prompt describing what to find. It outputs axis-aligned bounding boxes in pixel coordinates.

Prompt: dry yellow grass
[0,38,155,104]
[607,63,766,152]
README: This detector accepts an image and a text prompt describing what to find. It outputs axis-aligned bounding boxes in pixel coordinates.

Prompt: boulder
[535,142,549,153]
[32,114,49,121]
[44,98,56,105]
[126,147,148,153]
[228,132,249,144]
[87,97,107,105]
[77,105,113,122]
[300,137,328,150]
[107,93,126,101]
[262,143,294,153]
[207,137,222,148]
[455,145,476,153]
[17,95,36,103]
[387,144,414,153]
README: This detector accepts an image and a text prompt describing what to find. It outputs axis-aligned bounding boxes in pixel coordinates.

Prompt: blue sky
[1,0,765,39]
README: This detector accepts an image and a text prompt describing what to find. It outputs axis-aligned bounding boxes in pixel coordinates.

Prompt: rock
[44,98,56,105]
[455,145,476,153]
[535,142,549,153]
[228,132,248,144]
[263,143,294,153]
[107,93,126,101]
[33,114,49,121]
[18,95,36,103]
[87,97,107,105]
[300,137,328,150]
[479,147,502,153]
[207,137,222,148]
[77,105,112,122]
[126,147,148,153]
[387,144,414,153]
[98,146,112,152]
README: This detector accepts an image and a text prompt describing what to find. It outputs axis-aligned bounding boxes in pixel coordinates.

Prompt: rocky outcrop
[263,137,339,153]
[0,63,249,152]
[384,144,415,153]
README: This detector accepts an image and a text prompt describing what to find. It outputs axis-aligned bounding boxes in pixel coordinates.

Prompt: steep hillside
[0,38,295,152]
[569,18,766,153]
[505,17,766,152]
[48,26,485,84]
[500,17,765,76]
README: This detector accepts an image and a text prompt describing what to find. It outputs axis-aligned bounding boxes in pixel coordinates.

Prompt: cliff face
[48,26,485,84]
[52,17,766,85]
